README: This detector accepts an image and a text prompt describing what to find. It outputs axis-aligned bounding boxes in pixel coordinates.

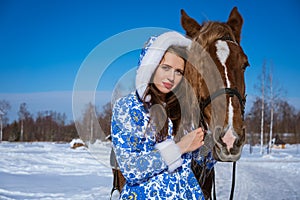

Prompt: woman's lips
[162,82,173,89]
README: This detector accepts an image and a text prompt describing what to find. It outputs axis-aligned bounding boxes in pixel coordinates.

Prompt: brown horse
[111,7,249,199]
[182,6,248,162]
[182,7,249,199]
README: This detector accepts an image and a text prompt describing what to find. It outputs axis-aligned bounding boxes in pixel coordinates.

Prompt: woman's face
[153,52,185,94]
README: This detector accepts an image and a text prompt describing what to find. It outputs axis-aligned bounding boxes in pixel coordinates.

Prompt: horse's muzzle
[212,126,245,162]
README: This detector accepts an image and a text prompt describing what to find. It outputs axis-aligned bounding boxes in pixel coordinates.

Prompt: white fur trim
[155,139,183,173]
[136,31,192,99]
[167,157,183,173]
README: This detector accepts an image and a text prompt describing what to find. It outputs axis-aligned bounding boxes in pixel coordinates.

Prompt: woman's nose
[167,70,175,82]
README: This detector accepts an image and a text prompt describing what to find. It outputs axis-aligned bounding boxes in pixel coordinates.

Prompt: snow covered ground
[0,141,299,200]
[216,145,300,200]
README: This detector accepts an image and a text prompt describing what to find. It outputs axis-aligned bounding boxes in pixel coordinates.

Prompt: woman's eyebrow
[161,63,183,70]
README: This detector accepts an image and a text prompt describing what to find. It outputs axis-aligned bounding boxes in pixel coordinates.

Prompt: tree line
[0,97,299,145]
[0,100,112,143]
[0,102,76,142]
[245,97,300,145]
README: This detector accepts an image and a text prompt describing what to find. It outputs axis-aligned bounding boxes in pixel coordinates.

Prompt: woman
[111,31,215,199]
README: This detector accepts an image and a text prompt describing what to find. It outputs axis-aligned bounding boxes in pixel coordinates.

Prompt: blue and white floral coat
[111,32,216,199]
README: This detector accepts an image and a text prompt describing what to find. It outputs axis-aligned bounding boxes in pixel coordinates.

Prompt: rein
[199,87,245,200]
[110,168,120,198]
[200,88,246,118]
[110,149,121,200]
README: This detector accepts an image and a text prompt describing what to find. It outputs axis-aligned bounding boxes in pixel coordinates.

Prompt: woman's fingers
[177,127,206,154]
[194,127,204,141]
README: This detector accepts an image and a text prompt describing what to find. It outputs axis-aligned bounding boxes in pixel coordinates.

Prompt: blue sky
[1,0,300,122]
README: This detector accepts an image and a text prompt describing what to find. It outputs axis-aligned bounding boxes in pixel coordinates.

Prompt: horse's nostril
[235,137,241,146]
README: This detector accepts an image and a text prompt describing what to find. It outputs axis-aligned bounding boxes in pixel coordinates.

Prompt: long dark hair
[142,45,192,143]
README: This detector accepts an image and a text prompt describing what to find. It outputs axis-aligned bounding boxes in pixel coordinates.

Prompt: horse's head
[181,7,249,162]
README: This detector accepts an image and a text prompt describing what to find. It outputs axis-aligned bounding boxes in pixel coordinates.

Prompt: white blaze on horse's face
[216,40,230,69]
[215,40,237,153]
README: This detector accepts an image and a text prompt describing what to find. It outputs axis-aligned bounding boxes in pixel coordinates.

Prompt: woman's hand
[177,128,205,154]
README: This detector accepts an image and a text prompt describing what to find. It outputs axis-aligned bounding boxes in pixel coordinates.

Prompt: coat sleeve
[111,97,168,185]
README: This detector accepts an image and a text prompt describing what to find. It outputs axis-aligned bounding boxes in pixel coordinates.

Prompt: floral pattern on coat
[111,92,216,199]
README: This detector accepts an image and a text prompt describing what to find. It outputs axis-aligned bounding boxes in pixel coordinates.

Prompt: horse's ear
[227,7,243,43]
[181,9,202,38]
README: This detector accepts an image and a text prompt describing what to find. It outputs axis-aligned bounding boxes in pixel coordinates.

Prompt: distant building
[271,134,286,149]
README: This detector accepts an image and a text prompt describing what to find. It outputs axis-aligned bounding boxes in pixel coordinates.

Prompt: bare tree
[0,100,11,142]
[18,103,31,141]
[260,62,266,154]
[78,102,102,143]
[268,65,274,153]
[254,61,287,153]
[266,63,285,152]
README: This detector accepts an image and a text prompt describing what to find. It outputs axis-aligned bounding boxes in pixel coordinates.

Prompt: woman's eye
[160,65,171,71]
[175,70,184,76]
[160,64,183,76]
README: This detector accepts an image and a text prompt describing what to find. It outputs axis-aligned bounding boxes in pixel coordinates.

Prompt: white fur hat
[136,31,192,100]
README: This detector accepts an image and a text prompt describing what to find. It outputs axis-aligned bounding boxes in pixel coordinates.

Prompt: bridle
[200,87,246,120]
[198,87,246,200]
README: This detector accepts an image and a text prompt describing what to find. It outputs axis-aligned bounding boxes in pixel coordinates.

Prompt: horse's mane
[194,21,237,49]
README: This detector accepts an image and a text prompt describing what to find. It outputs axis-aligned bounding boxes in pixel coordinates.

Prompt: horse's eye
[220,34,233,42]
[242,61,250,71]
